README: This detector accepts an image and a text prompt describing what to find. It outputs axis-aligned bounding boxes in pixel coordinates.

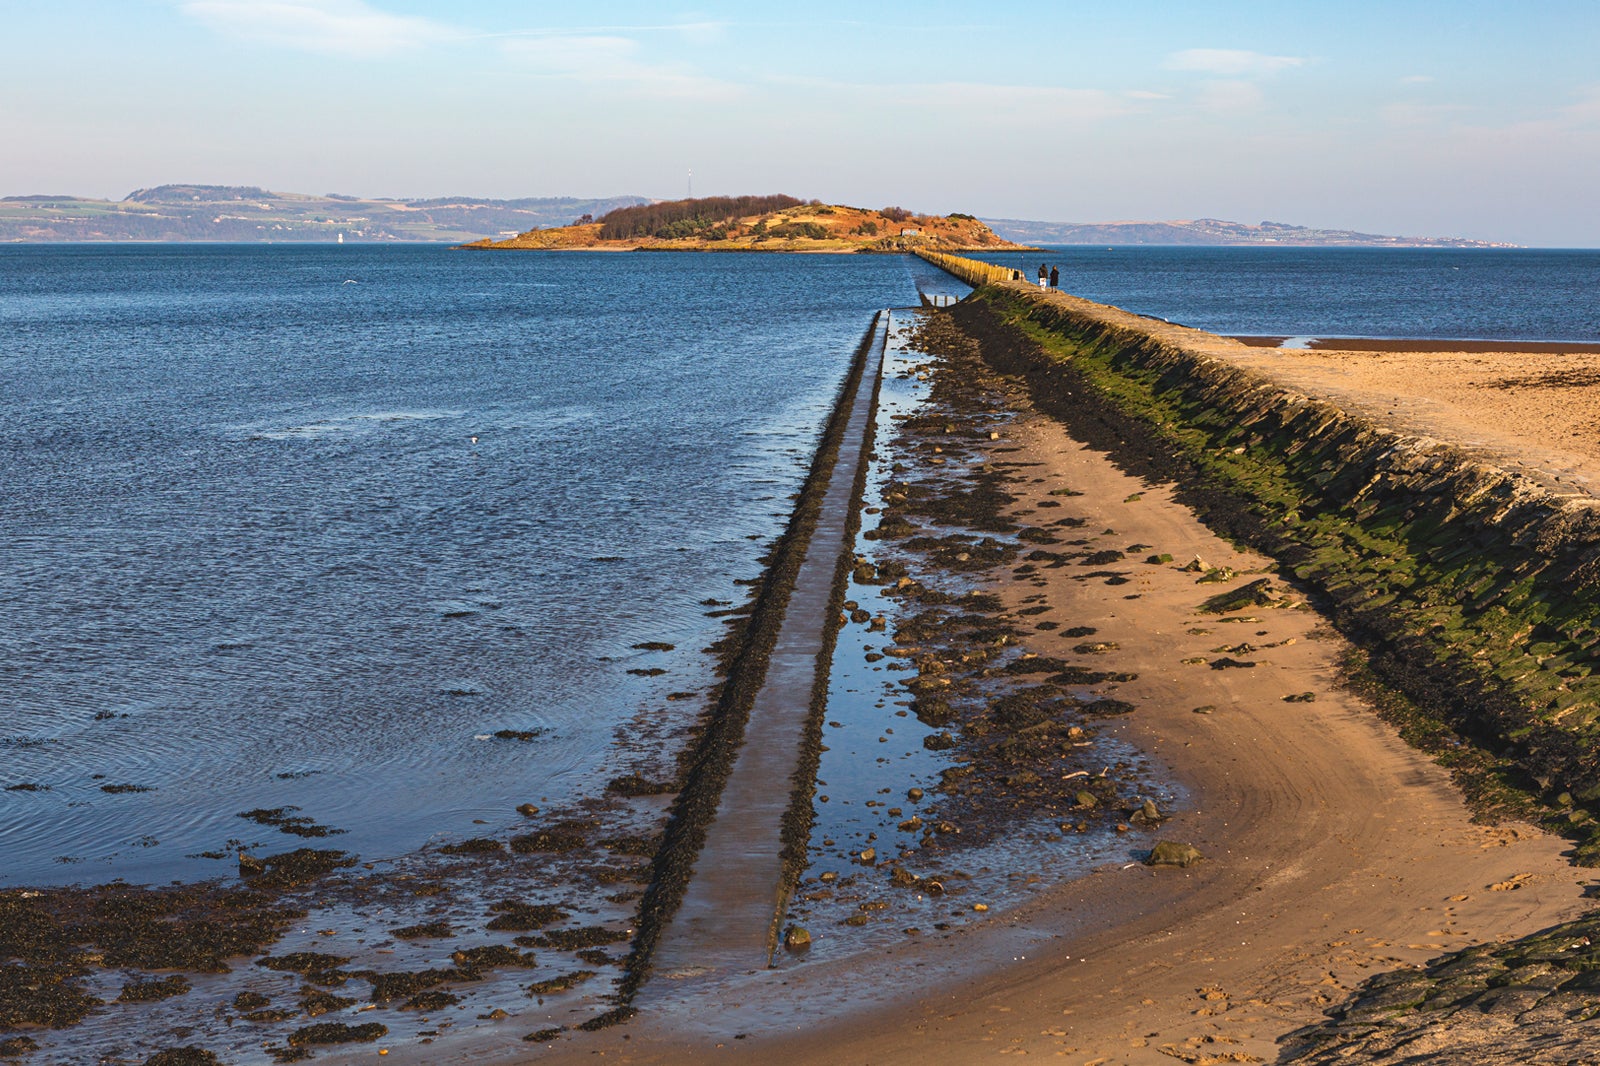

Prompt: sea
[4,243,1598,894]
[967,246,1600,342]
[0,244,933,888]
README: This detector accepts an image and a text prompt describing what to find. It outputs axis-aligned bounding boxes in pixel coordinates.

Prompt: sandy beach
[453,303,1599,1066]
[12,287,1594,1064]
[1221,339,1600,495]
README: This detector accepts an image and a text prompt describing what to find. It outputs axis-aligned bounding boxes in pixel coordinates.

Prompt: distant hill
[982,216,1516,249]
[468,196,1026,254]
[0,186,652,242]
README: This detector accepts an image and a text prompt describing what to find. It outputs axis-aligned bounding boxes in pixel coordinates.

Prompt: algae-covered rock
[1145,841,1204,868]
[1129,799,1164,826]
[1198,578,1277,614]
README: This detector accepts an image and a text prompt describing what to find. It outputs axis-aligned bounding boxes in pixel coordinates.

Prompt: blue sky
[3,1,1598,244]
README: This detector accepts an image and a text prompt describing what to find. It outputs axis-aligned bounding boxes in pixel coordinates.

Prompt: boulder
[1146,841,1204,868]
[1130,799,1164,826]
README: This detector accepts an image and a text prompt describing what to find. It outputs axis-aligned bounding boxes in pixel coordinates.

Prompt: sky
[2,0,1598,245]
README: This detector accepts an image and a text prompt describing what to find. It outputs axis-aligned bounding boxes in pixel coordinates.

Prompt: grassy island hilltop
[462,194,1030,253]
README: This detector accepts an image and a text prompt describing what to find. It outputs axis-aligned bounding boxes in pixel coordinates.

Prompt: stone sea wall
[942,279,1600,861]
[613,314,884,1008]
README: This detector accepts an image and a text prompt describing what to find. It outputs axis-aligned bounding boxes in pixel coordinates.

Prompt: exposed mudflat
[435,304,1594,1065]
[13,281,1600,1064]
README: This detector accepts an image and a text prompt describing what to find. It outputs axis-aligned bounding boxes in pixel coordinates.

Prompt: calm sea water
[0,244,924,886]
[6,244,1596,891]
[967,246,1600,341]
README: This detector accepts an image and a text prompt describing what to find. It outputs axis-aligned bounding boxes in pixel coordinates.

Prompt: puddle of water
[772,311,1176,973]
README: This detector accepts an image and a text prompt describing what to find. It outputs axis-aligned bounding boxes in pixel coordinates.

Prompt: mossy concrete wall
[951,282,1600,861]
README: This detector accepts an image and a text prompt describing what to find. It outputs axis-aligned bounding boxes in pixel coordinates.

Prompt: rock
[1074,790,1099,808]
[1181,556,1208,572]
[238,852,264,877]
[1283,691,1317,703]
[1198,578,1277,614]
[1130,799,1164,826]
[516,803,540,817]
[1192,704,1216,715]
[783,926,811,951]
[907,787,924,802]
[859,848,876,864]
[1209,657,1257,670]
[1146,841,1204,868]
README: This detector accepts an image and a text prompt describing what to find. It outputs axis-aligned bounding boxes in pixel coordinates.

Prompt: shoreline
[1231,335,1600,354]
[471,294,1596,1063]
[13,277,1599,1062]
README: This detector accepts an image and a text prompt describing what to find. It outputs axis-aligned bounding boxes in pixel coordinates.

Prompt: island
[460,195,1030,253]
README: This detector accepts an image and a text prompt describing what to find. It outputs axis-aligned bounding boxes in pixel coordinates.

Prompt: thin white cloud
[1126,90,1171,101]
[915,82,1130,122]
[1195,79,1265,113]
[1380,101,1469,127]
[181,0,456,56]
[1400,74,1435,85]
[1166,48,1306,77]
[762,75,1130,124]
[479,21,729,44]
[500,35,733,99]
[1558,85,1600,127]
[1382,86,1600,139]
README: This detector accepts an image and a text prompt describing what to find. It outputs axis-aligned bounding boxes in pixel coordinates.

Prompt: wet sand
[439,309,1596,1065]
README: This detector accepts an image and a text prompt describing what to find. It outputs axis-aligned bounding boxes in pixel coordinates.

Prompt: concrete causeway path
[645,310,891,986]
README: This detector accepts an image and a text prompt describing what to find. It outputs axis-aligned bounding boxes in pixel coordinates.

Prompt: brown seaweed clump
[1,882,301,1030]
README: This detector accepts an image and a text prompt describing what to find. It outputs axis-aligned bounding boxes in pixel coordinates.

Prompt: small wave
[239,409,466,441]
[351,410,464,423]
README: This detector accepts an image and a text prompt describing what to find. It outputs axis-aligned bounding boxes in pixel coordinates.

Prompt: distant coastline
[0,185,649,244]
[0,184,1512,248]
[983,215,1517,248]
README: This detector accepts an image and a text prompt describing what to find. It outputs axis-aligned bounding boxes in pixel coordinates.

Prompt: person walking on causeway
[1037,263,1048,287]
